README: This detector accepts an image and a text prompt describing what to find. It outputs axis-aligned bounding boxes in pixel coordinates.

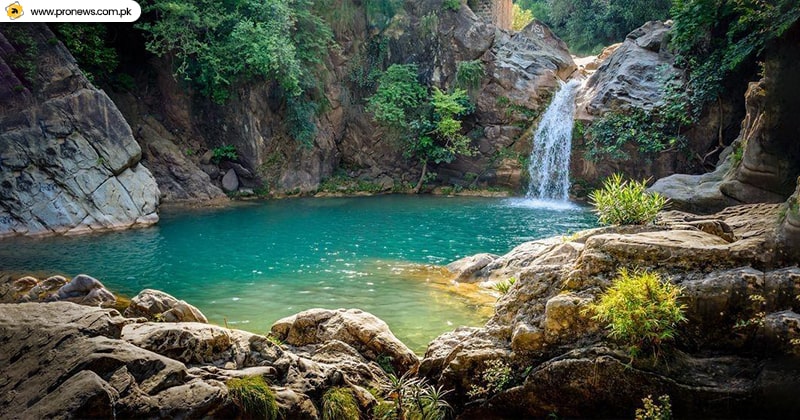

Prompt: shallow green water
[0,195,596,351]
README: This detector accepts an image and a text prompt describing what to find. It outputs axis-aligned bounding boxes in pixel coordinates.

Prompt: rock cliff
[652,21,800,212]
[0,25,159,237]
[99,0,574,198]
[571,21,747,196]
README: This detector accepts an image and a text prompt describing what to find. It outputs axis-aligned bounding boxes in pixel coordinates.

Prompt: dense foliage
[587,269,687,359]
[514,0,671,55]
[589,174,668,225]
[138,0,332,101]
[51,24,119,83]
[137,0,333,144]
[670,0,800,110]
[367,64,475,191]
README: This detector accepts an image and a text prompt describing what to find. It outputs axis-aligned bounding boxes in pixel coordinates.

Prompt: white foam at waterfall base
[504,197,582,211]
[526,79,583,201]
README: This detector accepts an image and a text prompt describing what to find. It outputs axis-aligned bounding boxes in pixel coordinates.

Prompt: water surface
[0,195,597,351]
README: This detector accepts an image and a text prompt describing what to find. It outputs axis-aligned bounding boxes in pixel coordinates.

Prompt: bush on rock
[586,269,686,359]
[589,174,668,225]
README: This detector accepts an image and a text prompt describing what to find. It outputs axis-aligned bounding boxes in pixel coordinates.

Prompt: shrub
[512,4,534,31]
[586,269,687,359]
[322,387,360,420]
[494,277,517,295]
[377,373,452,420]
[443,0,461,12]
[455,60,485,91]
[589,174,668,225]
[636,394,672,420]
[467,359,512,398]
[211,145,238,164]
[227,375,278,420]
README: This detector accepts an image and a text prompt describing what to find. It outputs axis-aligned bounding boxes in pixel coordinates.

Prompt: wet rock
[222,168,239,192]
[447,253,498,282]
[124,288,208,323]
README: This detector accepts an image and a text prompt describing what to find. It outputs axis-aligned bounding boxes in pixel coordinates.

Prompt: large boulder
[0,302,234,419]
[271,308,419,375]
[56,274,116,307]
[577,21,677,117]
[124,288,208,323]
[121,322,281,369]
[0,25,159,237]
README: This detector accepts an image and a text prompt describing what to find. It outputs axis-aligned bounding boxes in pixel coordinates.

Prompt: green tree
[514,0,671,55]
[137,0,333,144]
[511,4,534,31]
[670,0,800,111]
[367,64,475,193]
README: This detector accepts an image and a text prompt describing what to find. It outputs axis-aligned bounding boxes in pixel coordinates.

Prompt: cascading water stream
[526,79,583,202]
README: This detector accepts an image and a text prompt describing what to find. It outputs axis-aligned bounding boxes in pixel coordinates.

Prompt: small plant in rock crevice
[212,144,238,164]
[373,372,452,420]
[322,387,360,420]
[467,359,512,398]
[226,375,278,420]
[585,269,687,361]
[635,394,672,420]
[494,277,517,296]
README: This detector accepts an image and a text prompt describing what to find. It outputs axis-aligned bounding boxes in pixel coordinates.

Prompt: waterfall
[526,79,582,201]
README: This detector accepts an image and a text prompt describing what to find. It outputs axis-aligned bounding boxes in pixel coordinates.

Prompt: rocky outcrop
[0,302,234,419]
[578,21,676,116]
[4,273,115,307]
[124,288,208,323]
[0,25,160,237]
[652,22,800,212]
[0,299,406,418]
[271,308,419,375]
[425,203,800,417]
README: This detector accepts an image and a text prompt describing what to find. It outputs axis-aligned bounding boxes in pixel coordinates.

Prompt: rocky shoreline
[3,197,800,418]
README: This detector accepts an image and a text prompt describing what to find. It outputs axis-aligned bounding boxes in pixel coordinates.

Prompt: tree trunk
[412,160,428,194]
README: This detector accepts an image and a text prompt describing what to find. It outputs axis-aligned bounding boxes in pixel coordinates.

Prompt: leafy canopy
[515,0,671,55]
[137,0,333,103]
[670,0,800,109]
[367,64,474,167]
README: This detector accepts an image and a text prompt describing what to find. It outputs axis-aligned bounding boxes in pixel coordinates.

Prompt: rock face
[572,21,744,194]
[124,288,208,323]
[271,308,419,375]
[652,22,800,213]
[423,204,800,417]
[95,0,576,200]
[0,25,160,237]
